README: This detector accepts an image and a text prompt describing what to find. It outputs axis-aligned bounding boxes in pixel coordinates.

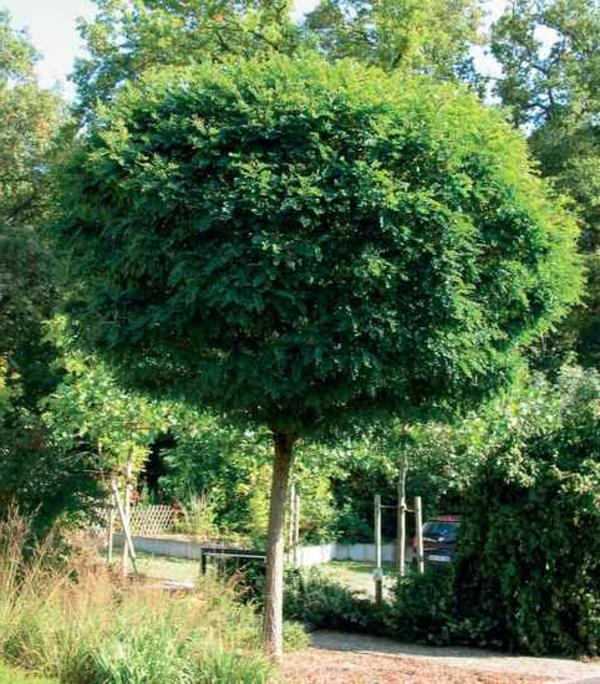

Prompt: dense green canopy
[491,0,600,369]
[305,0,482,81]
[57,55,580,433]
[0,10,62,407]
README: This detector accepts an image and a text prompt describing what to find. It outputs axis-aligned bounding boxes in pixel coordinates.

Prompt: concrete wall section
[113,533,203,560]
[113,535,400,566]
[335,542,396,563]
[295,543,337,566]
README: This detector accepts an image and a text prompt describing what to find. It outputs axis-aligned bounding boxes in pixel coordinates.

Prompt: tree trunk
[263,432,295,661]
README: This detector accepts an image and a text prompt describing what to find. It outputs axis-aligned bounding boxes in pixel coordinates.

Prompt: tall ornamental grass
[0,511,277,683]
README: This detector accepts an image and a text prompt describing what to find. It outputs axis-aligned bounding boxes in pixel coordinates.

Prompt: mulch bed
[283,648,552,684]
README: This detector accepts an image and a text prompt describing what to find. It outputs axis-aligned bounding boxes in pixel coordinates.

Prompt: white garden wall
[112,534,402,566]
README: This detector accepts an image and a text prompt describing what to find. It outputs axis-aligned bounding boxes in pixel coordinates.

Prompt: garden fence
[114,504,177,537]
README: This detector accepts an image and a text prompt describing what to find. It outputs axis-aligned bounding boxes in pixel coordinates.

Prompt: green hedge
[454,369,600,656]
[387,369,600,657]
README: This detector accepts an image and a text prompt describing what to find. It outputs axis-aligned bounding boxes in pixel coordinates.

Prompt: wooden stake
[107,491,116,565]
[121,457,133,576]
[373,567,383,605]
[415,495,425,575]
[374,494,383,604]
[288,481,296,564]
[396,459,408,576]
[374,494,382,569]
[111,477,138,575]
[293,489,300,566]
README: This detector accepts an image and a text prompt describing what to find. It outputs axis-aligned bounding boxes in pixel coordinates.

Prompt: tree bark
[263,432,295,661]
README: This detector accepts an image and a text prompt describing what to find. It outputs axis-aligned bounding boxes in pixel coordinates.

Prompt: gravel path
[282,631,600,684]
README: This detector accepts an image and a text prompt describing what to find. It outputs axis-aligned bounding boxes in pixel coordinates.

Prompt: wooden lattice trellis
[114,504,177,537]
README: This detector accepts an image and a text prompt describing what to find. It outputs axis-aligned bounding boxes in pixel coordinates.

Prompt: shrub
[281,621,311,652]
[284,567,387,634]
[454,368,600,656]
[174,492,219,539]
[387,369,600,657]
[387,565,458,645]
[232,562,386,634]
[0,419,102,536]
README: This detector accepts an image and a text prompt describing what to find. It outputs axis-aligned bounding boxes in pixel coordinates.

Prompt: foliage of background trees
[0,12,80,531]
[71,0,302,121]
[0,9,61,412]
[491,0,600,368]
[305,0,483,84]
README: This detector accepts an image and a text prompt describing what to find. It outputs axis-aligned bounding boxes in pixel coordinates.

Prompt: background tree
[304,0,484,87]
[0,10,61,433]
[0,11,92,530]
[492,0,600,367]
[0,10,62,407]
[156,416,344,543]
[72,0,301,121]
[55,55,580,658]
[42,319,170,477]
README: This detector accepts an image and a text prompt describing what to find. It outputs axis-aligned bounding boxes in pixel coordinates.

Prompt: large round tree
[56,55,580,658]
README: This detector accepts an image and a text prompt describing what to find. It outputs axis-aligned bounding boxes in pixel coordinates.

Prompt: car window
[422,522,459,541]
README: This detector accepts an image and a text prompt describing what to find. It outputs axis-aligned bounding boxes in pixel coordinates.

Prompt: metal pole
[415,495,425,574]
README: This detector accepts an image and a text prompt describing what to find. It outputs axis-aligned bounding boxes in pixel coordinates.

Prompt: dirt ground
[282,631,600,684]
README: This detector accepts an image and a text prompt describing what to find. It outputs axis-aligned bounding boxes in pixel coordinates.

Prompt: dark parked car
[413,515,460,565]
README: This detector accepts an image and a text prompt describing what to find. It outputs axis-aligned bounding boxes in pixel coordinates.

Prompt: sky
[2,0,511,100]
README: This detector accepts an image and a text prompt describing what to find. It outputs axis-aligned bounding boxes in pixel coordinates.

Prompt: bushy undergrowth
[387,566,459,645]
[390,370,600,657]
[386,565,497,649]
[283,567,387,634]
[0,512,274,683]
[232,561,385,635]
[454,370,600,656]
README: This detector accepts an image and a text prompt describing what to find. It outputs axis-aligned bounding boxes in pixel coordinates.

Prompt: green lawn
[133,554,395,591]
[0,663,57,684]
[319,560,397,597]
[112,551,396,598]
[134,551,200,582]
[100,549,200,583]
[323,560,396,575]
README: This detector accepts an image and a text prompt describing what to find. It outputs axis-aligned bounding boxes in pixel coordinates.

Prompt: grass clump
[0,662,57,683]
[0,510,275,683]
